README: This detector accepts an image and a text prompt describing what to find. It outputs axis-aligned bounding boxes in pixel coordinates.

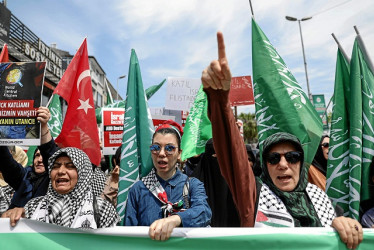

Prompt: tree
[238,112,258,144]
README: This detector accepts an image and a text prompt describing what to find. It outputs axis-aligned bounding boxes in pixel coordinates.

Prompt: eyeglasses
[150,144,178,155]
[321,142,329,148]
[266,151,302,165]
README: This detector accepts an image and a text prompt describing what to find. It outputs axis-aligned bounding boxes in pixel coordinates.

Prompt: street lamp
[116,75,126,101]
[285,15,313,101]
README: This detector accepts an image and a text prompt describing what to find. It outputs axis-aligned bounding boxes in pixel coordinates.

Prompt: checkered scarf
[142,168,185,218]
[91,167,106,197]
[24,148,119,229]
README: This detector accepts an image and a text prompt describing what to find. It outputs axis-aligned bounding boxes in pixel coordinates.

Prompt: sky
[5,0,374,114]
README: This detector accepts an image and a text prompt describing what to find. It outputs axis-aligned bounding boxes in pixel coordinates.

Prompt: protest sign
[101,108,124,155]
[165,77,201,111]
[0,62,46,145]
[229,75,254,106]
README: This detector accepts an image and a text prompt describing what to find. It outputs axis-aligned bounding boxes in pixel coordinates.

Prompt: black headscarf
[261,132,321,227]
[192,139,240,227]
[311,135,329,176]
[28,149,48,196]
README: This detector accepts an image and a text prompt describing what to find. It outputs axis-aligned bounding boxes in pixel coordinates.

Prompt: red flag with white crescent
[53,38,101,165]
[0,44,9,62]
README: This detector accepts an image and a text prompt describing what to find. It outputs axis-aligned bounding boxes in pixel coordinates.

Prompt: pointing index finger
[217,31,227,62]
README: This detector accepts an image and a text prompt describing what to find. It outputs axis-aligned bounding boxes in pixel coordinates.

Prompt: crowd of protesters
[0,31,372,249]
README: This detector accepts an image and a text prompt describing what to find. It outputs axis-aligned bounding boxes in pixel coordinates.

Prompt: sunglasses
[150,144,178,155]
[321,142,329,148]
[266,151,302,165]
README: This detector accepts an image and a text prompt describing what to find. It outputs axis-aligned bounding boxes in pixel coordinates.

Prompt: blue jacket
[125,169,212,227]
[0,139,58,208]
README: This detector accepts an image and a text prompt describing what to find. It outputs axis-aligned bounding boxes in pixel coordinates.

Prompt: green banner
[312,94,328,131]
[1,219,374,250]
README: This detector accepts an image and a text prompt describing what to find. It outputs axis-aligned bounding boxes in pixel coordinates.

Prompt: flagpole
[354,26,374,74]
[248,0,255,18]
[45,94,54,107]
[331,33,350,63]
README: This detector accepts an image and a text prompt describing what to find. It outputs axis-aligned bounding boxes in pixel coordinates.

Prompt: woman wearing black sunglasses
[201,31,362,249]
[124,120,211,241]
[308,135,330,190]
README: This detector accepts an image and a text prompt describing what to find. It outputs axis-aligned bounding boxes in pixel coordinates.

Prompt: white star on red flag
[77,98,93,114]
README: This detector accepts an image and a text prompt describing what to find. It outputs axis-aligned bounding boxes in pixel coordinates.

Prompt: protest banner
[101,108,124,155]
[0,62,46,146]
[229,75,254,106]
[165,77,201,111]
[1,219,373,250]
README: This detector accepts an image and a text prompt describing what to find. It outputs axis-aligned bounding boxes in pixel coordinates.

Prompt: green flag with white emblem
[48,94,63,138]
[326,48,351,216]
[116,49,154,224]
[181,85,212,161]
[251,18,323,165]
[347,35,374,219]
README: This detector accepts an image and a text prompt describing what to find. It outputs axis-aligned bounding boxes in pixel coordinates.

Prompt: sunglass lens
[322,143,329,148]
[164,145,176,154]
[267,153,281,165]
[150,144,161,153]
[285,151,302,164]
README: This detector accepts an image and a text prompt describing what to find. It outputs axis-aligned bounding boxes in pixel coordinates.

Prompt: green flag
[95,79,166,124]
[181,86,212,161]
[326,48,351,216]
[105,79,114,105]
[116,49,154,224]
[47,94,63,138]
[26,94,62,166]
[251,18,323,164]
[347,35,374,219]
[146,79,166,100]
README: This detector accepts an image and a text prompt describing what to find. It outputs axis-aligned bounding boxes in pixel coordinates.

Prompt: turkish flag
[53,38,101,165]
[0,44,9,62]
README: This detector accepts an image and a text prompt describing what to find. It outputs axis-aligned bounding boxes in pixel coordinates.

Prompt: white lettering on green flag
[181,86,212,161]
[251,18,322,164]
[326,48,350,216]
[116,49,154,225]
[47,94,62,138]
[347,35,374,219]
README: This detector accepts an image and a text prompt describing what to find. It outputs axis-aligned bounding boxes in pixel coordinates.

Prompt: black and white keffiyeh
[24,147,119,229]
[91,167,106,197]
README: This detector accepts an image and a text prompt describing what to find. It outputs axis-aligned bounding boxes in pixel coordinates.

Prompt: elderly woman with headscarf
[6,147,120,229]
[125,121,211,241]
[200,32,363,249]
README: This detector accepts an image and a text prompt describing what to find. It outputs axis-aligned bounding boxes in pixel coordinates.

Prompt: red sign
[102,109,124,155]
[229,76,254,106]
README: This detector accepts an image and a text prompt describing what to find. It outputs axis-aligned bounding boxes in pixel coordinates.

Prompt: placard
[0,62,46,146]
[165,77,201,111]
[229,75,254,106]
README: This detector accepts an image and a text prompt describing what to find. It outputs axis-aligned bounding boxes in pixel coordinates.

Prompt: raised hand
[201,31,232,91]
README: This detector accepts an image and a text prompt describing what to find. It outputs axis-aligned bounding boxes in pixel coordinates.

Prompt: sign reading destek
[102,108,124,155]
[229,75,254,106]
[165,77,201,111]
